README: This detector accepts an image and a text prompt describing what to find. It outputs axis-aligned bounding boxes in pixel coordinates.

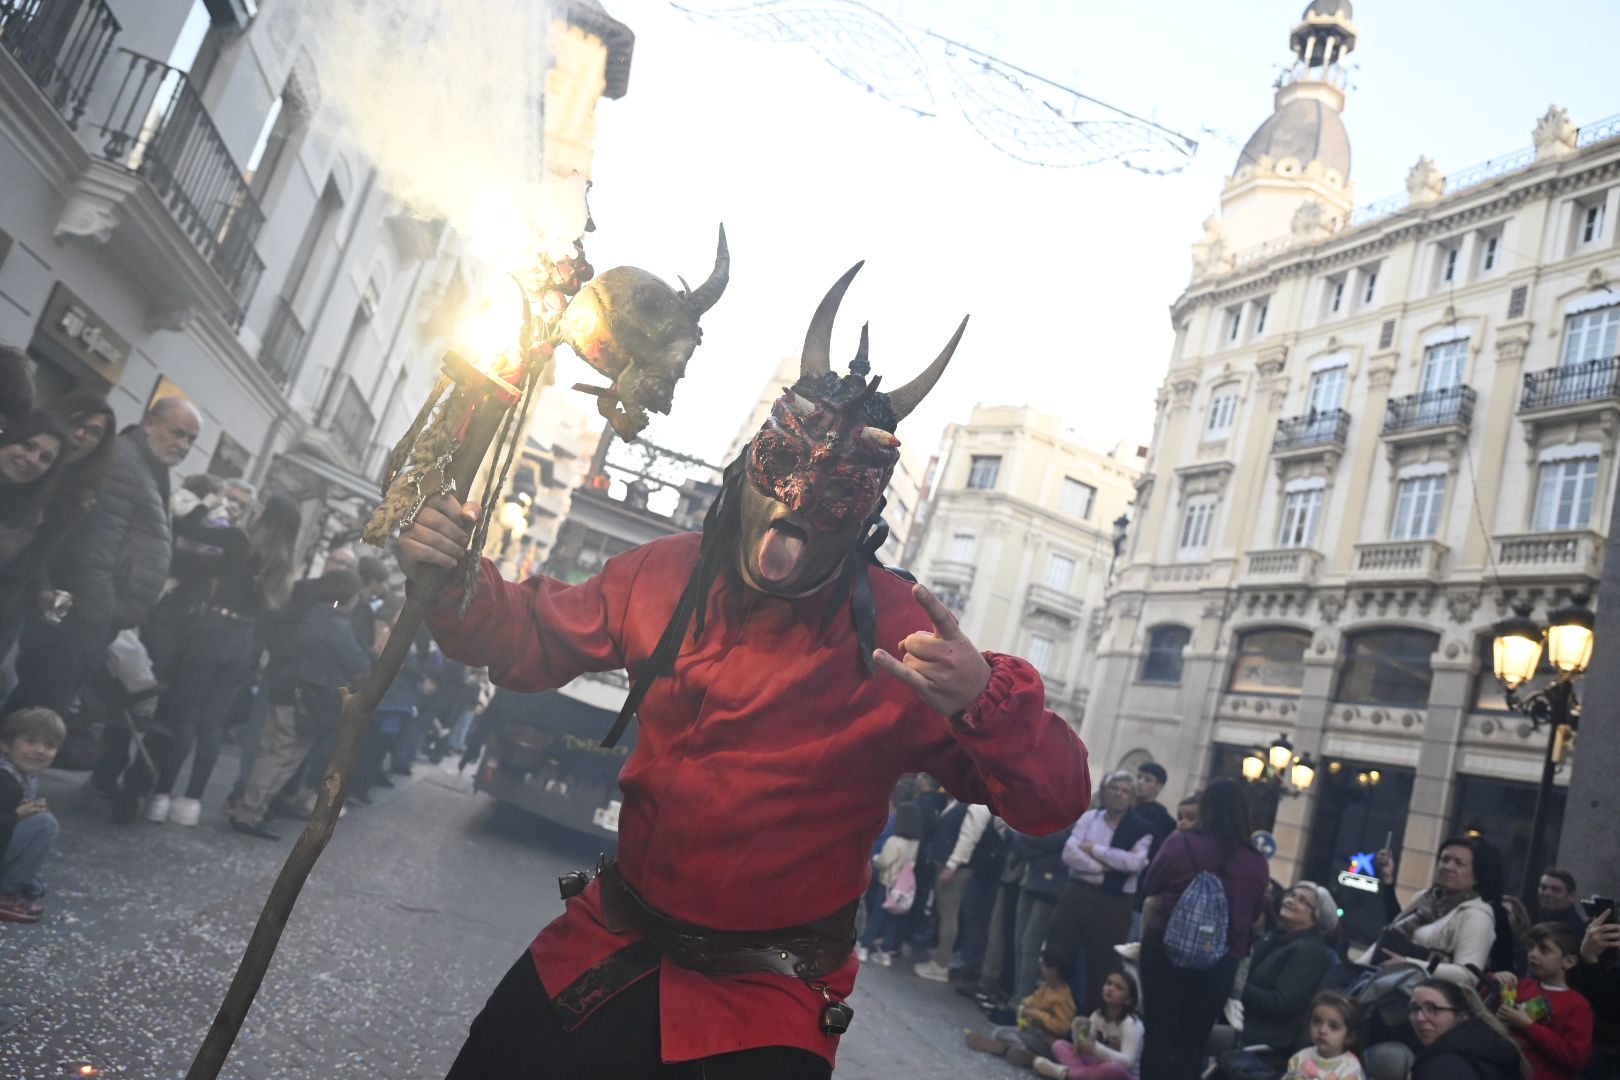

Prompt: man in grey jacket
[5,398,200,719]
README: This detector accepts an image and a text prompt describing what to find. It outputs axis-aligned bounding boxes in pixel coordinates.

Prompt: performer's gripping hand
[874,584,992,717]
[397,494,480,582]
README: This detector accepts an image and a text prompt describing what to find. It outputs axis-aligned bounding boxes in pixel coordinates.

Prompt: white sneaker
[145,794,171,824]
[855,945,869,962]
[913,960,951,982]
[168,796,201,827]
[873,951,892,967]
[1033,1057,1069,1079]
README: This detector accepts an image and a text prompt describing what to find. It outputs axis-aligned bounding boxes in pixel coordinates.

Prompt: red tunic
[426,533,1091,1066]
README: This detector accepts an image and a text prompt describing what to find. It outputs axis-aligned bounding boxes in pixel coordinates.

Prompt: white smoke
[313,0,587,271]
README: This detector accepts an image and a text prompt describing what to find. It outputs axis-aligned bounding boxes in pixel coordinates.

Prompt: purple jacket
[1140,828,1270,958]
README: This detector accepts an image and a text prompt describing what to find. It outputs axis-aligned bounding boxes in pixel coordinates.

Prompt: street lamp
[1241,734,1317,796]
[1490,595,1591,905]
[1111,512,1131,558]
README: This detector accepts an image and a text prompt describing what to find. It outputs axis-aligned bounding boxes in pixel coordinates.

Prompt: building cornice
[1171,146,1620,324]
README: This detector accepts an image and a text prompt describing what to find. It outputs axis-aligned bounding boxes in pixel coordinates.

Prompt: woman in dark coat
[0,395,115,624]
[0,413,70,592]
[1216,880,1340,1073]
[1409,979,1527,1080]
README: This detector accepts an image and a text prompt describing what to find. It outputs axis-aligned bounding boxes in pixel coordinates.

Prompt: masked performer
[404,264,1092,1079]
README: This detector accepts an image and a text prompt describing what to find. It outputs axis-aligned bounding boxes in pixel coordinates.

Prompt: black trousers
[1139,933,1241,1080]
[446,954,833,1080]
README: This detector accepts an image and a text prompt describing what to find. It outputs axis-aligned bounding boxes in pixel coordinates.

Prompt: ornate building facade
[1085,1,1620,905]
[910,405,1142,726]
[0,0,631,559]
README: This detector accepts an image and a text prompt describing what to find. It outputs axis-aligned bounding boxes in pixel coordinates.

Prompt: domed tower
[1198,3,1360,270]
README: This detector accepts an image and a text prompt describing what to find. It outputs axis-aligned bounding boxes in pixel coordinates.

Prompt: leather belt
[595,860,856,982]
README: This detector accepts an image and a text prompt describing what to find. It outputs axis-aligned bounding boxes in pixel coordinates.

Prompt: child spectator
[859,801,923,965]
[1033,969,1145,1079]
[1282,991,1365,1079]
[1493,921,1594,1080]
[967,947,1079,1067]
[1174,793,1200,831]
[0,707,64,922]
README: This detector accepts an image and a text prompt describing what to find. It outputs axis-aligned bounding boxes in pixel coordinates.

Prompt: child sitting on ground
[1281,991,1365,1079]
[1493,921,1594,1080]
[1033,969,1144,1079]
[0,707,64,923]
[967,948,1079,1067]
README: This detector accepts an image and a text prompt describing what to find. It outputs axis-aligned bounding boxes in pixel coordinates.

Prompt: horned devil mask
[602,259,968,748]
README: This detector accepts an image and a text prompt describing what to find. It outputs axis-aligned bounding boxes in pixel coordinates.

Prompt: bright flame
[457,279,528,368]
[78,1067,99,1077]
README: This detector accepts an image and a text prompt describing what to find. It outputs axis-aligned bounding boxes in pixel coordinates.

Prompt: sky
[554,0,1619,473]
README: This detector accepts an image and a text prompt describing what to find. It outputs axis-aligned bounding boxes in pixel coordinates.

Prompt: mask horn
[888,315,969,421]
[800,261,864,381]
[684,224,730,316]
[850,322,870,375]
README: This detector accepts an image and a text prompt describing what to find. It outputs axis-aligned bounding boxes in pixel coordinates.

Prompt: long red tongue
[758,528,806,583]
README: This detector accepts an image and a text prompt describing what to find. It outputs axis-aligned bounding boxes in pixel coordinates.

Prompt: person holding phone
[1569,907,1619,1079]
[1361,837,1514,986]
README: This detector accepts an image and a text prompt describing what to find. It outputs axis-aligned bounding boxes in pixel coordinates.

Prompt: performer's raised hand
[874,583,992,717]
[397,494,479,581]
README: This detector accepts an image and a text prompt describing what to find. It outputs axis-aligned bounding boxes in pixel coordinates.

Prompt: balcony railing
[1246,548,1322,581]
[1274,408,1350,453]
[0,0,119,129]
[1494,530,1604,578]
[97,49,264,320]
[1520,357,1620,413]
[1025,583,1084,623]
[258,296,306,389]
[1384,385,1476,435]
[330,377,375,465]
[1353,539,1447,581]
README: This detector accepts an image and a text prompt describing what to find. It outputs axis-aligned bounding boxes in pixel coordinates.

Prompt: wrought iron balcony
[1520,357,1620,413]
[1274,408,1350,453]
[1384,386,1476,435]
[0,0,119,129]
[97,49,265,321]
[329,377,376,466]
[258,296,306,389]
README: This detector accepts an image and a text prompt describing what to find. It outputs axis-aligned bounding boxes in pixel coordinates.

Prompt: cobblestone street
[0,752,1030,1079]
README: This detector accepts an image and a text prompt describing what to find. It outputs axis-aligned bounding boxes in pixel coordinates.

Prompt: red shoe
[0,892,41,923]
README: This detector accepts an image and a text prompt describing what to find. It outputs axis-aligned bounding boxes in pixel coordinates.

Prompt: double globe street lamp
[1489,594,1593,905]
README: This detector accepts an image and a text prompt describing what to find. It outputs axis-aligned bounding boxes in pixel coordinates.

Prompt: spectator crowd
[0,349,491,926]
[860,762,1618,1080]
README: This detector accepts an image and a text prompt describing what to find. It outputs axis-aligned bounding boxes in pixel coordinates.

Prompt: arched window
[1336,629,1439,707]
[1228,627,1310,695]
[1140,625,1191,685]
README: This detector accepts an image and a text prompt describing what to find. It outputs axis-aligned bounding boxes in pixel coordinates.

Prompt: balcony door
[1305,365,1346,440]
[1416,340,1467,423]
[1560,305,1620,403]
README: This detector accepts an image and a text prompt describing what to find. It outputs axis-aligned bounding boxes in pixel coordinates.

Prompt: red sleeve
[423,546,658,691]
[1518,986,1593,1071]
[914,652,1090,836]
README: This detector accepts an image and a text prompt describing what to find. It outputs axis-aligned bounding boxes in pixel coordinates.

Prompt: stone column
[1270,634,1339,883]
[1400,649,1473,898]
[1460,329,1530,568]
[1329,353,1398,573]
[1225,348,1290,555]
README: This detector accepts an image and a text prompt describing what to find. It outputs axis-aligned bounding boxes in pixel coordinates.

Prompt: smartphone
[1582,895,1615,921]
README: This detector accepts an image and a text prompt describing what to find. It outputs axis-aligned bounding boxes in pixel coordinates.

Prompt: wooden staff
[185,370,520,1080]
